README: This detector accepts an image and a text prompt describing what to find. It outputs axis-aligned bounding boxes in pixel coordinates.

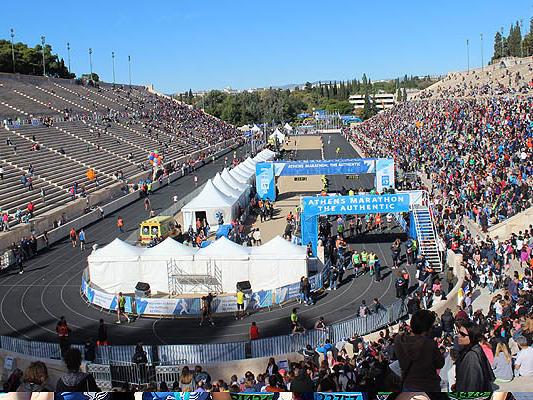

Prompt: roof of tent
[230,167,251,184]
[284,123,293,131]
[196,236,250,260]
[142,237,196,260]
[221,168,249,191]
[182,180,236,210]
[88,238,144,261]
[249,236,307,260]
[234,162,255,177]
[212,172,242,198]
[242,157,257,168]
[251,124,262,132]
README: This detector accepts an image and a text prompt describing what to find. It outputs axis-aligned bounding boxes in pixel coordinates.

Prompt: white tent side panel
[89,259,141,294]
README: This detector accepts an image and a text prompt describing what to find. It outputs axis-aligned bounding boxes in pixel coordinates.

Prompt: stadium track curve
[0,134,415,345]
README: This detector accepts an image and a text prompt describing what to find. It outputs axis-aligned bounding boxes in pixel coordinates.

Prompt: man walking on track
[117,216,124,233]
[56,316,71,357]
[78,229,86,251]
[69,228,77,248]
[116,292,130,324]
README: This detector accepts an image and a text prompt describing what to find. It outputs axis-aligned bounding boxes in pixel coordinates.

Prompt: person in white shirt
[515,336,533,377]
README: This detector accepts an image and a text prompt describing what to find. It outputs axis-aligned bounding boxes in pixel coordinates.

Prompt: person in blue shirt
[78,229,86,251]
[316,338,334,360]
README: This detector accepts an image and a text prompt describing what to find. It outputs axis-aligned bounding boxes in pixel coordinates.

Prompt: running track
[0,134,414,345]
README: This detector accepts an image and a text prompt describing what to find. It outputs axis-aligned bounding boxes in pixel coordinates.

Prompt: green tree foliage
[0,40,74,78]
[179,74,437,125]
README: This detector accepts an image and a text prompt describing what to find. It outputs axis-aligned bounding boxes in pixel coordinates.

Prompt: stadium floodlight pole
[112,51,116,86]
[67,42,71,74]
[41,36,46,76]
[88,48,93,79]
[466,39,470,73]
[480,34,484,72]
[128,55,132,88]
[10,28,15,73]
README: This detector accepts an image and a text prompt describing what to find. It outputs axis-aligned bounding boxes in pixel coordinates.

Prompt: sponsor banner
[86,286,117,310]
[314,393,365,400]
[302,193,410,217]
[212,296,239,313]
[255,162,276,200]
[135,297,202,316]
[275,158,375,177]
[376,158,395,192]
[309,273,322,291]
[275,282,300,304]
[246,290,273,310]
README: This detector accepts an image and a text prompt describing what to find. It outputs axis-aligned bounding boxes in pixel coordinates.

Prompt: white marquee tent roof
[221,168,249,191]
[250,236,307,260]
[88,238,144,261]
[234,162,255,178]
[284,123,293,131]
[230,167,251,184]
[182,180,236,210]
[212,172,242,199]
[196,236,250,260]
[142,237,196,260]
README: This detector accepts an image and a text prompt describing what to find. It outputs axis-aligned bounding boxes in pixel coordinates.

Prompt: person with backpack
[395,271,407,299]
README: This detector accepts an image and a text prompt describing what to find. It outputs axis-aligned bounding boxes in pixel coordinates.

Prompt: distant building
[348,93,396,111]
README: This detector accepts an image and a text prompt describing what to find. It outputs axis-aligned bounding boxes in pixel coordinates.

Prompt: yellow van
[139,216,178,244]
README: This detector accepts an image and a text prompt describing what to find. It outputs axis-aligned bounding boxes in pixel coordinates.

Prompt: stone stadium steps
[65,121,147,168]
[2,128,114,194]
[8,89,59,117]
[15,124,138,180]
[52,82,126,113]
[113,121,183,158]
[82,86,136,112]
[0,162,68,213]
[33,85,91,113]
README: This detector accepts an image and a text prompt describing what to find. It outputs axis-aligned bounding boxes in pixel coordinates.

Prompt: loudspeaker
[135,282,151,298]
[236,280,252,294]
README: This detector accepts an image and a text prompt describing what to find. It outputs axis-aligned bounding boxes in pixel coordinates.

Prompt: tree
[0,40,74,78]
[508,22,522,57]
[362,94,378,120]
[493,32,503,61]
[304,81,312,91]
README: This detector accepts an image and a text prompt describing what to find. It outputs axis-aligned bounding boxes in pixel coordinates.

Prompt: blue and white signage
[302,193,410,217]
[274,158,375,177]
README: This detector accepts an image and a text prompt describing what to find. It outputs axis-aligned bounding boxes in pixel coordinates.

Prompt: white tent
[195,237,251,292]
[212,172,243,200]
[269,128,285,142]
[251,124,262,133]
[249,236,308,289]
[242,157,257,169]
[87,238,144,293]
[230,167,252,184]
[221,168,250,193]
[182,180,238,230]
[233,162,255,179]
[139,238,196,293]
[284,123,293,132]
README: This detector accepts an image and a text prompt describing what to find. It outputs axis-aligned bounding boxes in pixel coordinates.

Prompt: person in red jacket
[250,321,260,340]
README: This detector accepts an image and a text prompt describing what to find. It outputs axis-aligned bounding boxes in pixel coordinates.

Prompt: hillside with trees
[0,39,74,78]
[177,75,436,125]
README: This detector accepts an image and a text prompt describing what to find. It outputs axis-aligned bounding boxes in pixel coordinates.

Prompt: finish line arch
[301,193,412,254]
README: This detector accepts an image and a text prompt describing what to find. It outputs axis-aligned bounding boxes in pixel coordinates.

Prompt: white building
[349,93,396,111]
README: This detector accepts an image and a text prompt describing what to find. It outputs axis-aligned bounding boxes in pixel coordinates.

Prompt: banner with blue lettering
[246,290,273,310]
[256,162,276,200]
[275,158,375,177]
[302,193,410,254]
[376,158,395,192]
[314,393,366,400]
[275,282,301,304]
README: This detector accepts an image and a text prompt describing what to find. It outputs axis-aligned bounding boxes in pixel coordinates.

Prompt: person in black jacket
[290,364,314,393]
[56,348,100,392]
[441,308,455,334]
[455,320,495,391]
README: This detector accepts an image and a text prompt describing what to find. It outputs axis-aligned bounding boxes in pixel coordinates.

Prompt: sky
[1,1,532,93]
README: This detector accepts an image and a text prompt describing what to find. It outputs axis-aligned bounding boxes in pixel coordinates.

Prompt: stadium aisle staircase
[411,205,442,271]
